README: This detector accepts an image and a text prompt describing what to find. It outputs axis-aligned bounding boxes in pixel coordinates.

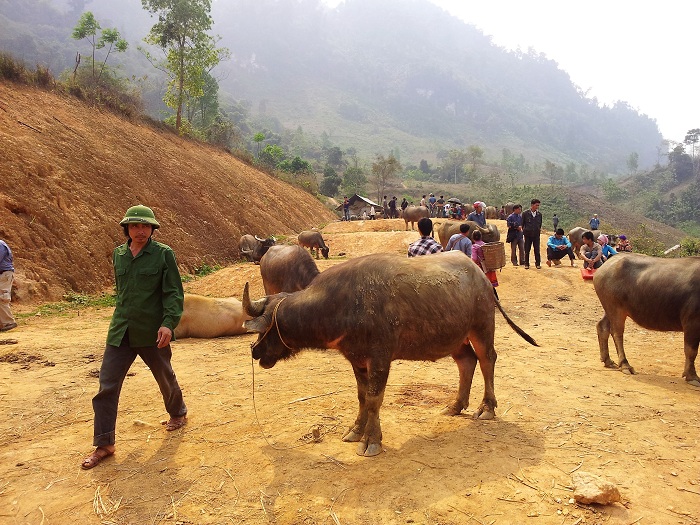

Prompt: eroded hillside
[0,82,335,302]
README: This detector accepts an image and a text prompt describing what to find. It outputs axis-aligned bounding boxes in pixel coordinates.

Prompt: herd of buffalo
[180,218,699,457]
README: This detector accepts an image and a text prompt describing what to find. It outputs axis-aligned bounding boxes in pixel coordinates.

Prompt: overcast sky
[323,0,697,145]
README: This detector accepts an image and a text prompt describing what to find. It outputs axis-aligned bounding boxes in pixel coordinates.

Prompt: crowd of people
[408,199,634,279]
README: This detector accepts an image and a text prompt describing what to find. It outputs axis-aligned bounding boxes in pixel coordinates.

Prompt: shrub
[0,52,29,82]
[194,262,221,278]
[33,64,53,87]
[680,238,700,257]
[631,224,666,257]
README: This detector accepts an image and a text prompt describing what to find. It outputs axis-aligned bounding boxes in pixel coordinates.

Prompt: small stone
[572,471,621,505]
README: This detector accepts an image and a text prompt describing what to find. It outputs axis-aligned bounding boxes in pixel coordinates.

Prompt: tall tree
[683,128,700,158]
[72,12,100,79]
[320,166,342,197]
[141,0,228,132]
[443,150,468,184]
[626,152,639,175]
[72,12,127,83]
[467,145,484,173]
[343,166,367,196]
[371,154,402,204]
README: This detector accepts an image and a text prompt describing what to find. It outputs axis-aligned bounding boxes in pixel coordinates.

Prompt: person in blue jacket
[546,228,576,267]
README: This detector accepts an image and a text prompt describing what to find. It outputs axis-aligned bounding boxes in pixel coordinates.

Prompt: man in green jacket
[82,205,187,469]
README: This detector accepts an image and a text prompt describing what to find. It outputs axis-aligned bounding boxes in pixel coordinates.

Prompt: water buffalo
[174,294,250,338]
[401,205,430,231]
[484,206,498,219]
[239,234,276,263]
[243,251,538,457]
[437,221,500,248]
[259,244,320,295]
[593,253,700,386]
[504,202,515,216]
[298,230,330,259]
[568,227,618,257]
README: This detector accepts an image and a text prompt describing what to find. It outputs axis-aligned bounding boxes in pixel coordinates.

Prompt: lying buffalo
[243,251,538,457]
[593,253,700,386]
[437,220,500,248]
[174,294,250,338]
[298,230,330,259]
[239,234,276,263]
[259,244,320,295]
[400,205,430,231]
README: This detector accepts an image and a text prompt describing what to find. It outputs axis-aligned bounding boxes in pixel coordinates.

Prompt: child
[471,230,499,300]
[616,234,632,252]
[598,234,617,262]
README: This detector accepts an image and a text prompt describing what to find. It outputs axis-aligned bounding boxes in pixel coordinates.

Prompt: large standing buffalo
[239,234,276,263]
[298,230,330,259]
[174,294,250,338]
[259,245,320,295]
[593,253,700,386]
[243,251,538,457]
[437,221,500,248]
[400,205,430,231]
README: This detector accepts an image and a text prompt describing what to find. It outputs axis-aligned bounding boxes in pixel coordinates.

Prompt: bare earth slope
[0,82,335,301]
[0,219,698,525]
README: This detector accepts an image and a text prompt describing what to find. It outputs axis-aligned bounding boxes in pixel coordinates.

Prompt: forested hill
[213,0,662,172]
[1,0,662,173]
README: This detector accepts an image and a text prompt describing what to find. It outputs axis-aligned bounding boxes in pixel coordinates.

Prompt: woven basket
[482,242,506,271]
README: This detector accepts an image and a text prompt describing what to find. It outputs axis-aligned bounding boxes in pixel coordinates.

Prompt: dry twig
[329,487,350,524]
[569,460,583,474]
[17,120,41,132]
[322,454,348,469]
[223,468,240,507]
[289,389,347,403]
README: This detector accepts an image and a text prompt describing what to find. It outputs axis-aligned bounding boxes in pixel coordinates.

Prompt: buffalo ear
[242,282,268,317]
[245,317,270,333]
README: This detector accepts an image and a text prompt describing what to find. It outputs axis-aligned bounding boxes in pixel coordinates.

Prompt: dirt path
[1,220,698,525]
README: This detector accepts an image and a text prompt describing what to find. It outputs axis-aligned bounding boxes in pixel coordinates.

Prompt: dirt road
[1,219,698,525]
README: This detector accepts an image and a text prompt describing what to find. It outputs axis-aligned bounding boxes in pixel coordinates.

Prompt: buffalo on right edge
[243,251,538,457]
[593,253,700,386]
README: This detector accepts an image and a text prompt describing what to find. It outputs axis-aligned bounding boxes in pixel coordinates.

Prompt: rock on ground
[572,471,622,505]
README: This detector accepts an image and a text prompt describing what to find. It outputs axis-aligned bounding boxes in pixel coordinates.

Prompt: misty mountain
[0,0,662,173]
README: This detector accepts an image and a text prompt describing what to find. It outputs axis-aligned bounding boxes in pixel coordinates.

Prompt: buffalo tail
[496,300,539,346]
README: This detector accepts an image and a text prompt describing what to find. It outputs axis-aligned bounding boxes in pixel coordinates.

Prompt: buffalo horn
[242,282,268,317]
[254,235,265,242]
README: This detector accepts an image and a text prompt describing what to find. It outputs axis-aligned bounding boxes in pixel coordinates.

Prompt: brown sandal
[163,415,187,431]
[81,447,114,470]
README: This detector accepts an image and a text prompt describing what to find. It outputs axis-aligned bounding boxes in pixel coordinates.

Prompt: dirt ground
[1,219,698,525]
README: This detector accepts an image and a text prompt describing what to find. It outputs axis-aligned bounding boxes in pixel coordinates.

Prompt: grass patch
[19,292,116,318]
[182,262,223,282]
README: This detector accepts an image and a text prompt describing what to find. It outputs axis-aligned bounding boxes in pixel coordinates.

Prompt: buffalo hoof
[603,360,618,369]
[441,404,463,416]
[342,429,362,442]
[473,407,495,420]
[620,365,636,375]
[686,378,700,387]
[356,441,382,457]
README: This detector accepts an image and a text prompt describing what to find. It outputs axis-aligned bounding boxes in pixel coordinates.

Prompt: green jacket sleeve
[161,247,184,334]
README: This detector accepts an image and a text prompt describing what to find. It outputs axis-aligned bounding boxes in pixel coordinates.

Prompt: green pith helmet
[119,205,160,229]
